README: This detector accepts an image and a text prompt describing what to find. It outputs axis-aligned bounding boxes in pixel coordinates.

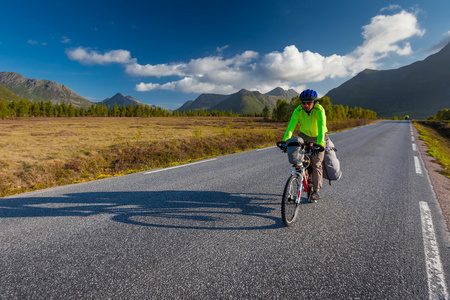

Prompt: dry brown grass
[0,117,375,197]
[0,117,284,196]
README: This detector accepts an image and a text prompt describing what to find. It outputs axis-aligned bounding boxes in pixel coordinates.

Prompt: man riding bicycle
[282,89,327,201]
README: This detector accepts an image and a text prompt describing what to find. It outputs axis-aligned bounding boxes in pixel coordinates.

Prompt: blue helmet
[299,89,318,100]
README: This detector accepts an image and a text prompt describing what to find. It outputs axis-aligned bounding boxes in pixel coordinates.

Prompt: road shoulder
[413,125,450,235]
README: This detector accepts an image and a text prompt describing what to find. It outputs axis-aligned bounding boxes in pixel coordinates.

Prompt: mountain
[325,42,450,119]
[0,84,25,103]
[0,72,91,109]
[177,87,299,115]
[265,87,299,100]
[100,93,150,108]
[177,93,229,111]
[211,89,275,115]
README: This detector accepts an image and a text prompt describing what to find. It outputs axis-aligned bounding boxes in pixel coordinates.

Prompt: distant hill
[100,93,152,108]
[0,72,91,109]
[325,42,450,119]
[177,93,229,111]
[177,87,299,115]
[211,89,276,115]
[265,87,299,100]
[0,84,25,103]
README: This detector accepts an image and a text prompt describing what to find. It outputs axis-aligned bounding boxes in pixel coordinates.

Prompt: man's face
[301,101,314,112]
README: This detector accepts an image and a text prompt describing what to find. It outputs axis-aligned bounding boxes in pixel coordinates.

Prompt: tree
[273,99,289,122]
[60,101,68,117]
[44,100,54,117]
[135,104,143,117]
[113,103,120,117]
[262,105,270,120]
[68,103,76,117]
[0,101,11,119]
[436,108,450,120]
[31,101,41,117]
[120,105,127,117]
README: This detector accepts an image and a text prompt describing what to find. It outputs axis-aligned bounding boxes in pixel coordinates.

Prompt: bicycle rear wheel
[281,174,303,226]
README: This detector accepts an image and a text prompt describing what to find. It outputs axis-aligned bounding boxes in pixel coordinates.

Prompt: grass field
[0,117,374,197]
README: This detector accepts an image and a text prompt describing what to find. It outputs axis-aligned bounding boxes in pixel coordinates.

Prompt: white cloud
[66,47,136,65]
[135,82,160,91]
[125,50,258,78]
[61,36,71,44]
[161,78,236,94]
[216,45,229,54]
[358,11,424,55]
[28,40,47,46]
[126,62,186,77]
[67,9,426,95]
[380,5,401,12]
[260,46,348,82]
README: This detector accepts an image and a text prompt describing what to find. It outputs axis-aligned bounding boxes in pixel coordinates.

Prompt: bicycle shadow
[0,191,284,230]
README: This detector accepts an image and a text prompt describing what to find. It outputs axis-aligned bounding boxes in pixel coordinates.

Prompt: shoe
[311,191,320,202]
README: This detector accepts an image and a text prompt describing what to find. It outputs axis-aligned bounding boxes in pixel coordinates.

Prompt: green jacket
[282,103,328,146]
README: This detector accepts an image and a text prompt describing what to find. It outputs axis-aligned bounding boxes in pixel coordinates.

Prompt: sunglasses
[301,101,314,105]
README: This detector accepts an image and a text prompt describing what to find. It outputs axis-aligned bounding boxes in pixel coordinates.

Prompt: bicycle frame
[291,169,305,203]
[278,141,316,226]
[291,154,311,203]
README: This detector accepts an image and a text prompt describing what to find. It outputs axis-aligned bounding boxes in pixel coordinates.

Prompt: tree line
[267,96,377,122]
[0,96,377,120]
[427,108,450,121]
[0,98,248,119]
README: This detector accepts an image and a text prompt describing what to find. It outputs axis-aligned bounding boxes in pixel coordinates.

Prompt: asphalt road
[1,120,449,299]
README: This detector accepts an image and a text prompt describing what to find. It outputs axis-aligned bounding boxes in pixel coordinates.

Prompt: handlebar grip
[276,141,286,148]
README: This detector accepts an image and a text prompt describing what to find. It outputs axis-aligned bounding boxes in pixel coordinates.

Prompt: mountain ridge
[100,93,151,108]
[0,72,92,109]
[177,87,299,115]
[325,42,450,119]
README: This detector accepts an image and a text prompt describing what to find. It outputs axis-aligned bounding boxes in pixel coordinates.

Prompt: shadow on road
[0,191,284,230]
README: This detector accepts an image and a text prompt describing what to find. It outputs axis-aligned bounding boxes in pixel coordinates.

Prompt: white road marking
[145,158,217,174]
[412,143,417,151]
[419,201,449,300]
[412,136,415,142]
[414,156,422,175]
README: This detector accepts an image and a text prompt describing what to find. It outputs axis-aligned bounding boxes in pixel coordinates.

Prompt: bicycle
[276,139,322,227]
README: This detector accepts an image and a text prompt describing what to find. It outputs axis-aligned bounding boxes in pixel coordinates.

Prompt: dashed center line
[414,156,422,175]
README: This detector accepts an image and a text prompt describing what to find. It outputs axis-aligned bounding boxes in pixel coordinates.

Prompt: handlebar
[276,141,324,155]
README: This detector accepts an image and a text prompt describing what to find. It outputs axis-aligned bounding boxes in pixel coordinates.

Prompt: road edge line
[419,201,449,300]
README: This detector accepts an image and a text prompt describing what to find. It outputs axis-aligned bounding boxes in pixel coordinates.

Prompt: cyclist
[282,89,327,201]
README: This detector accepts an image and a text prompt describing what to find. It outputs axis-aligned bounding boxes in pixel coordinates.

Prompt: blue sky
[1,0,449,109]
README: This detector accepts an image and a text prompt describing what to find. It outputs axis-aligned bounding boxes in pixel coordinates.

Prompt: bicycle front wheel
[281,174,303,226]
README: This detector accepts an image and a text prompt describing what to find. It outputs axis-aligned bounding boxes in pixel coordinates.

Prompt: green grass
[414,121,450,178]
